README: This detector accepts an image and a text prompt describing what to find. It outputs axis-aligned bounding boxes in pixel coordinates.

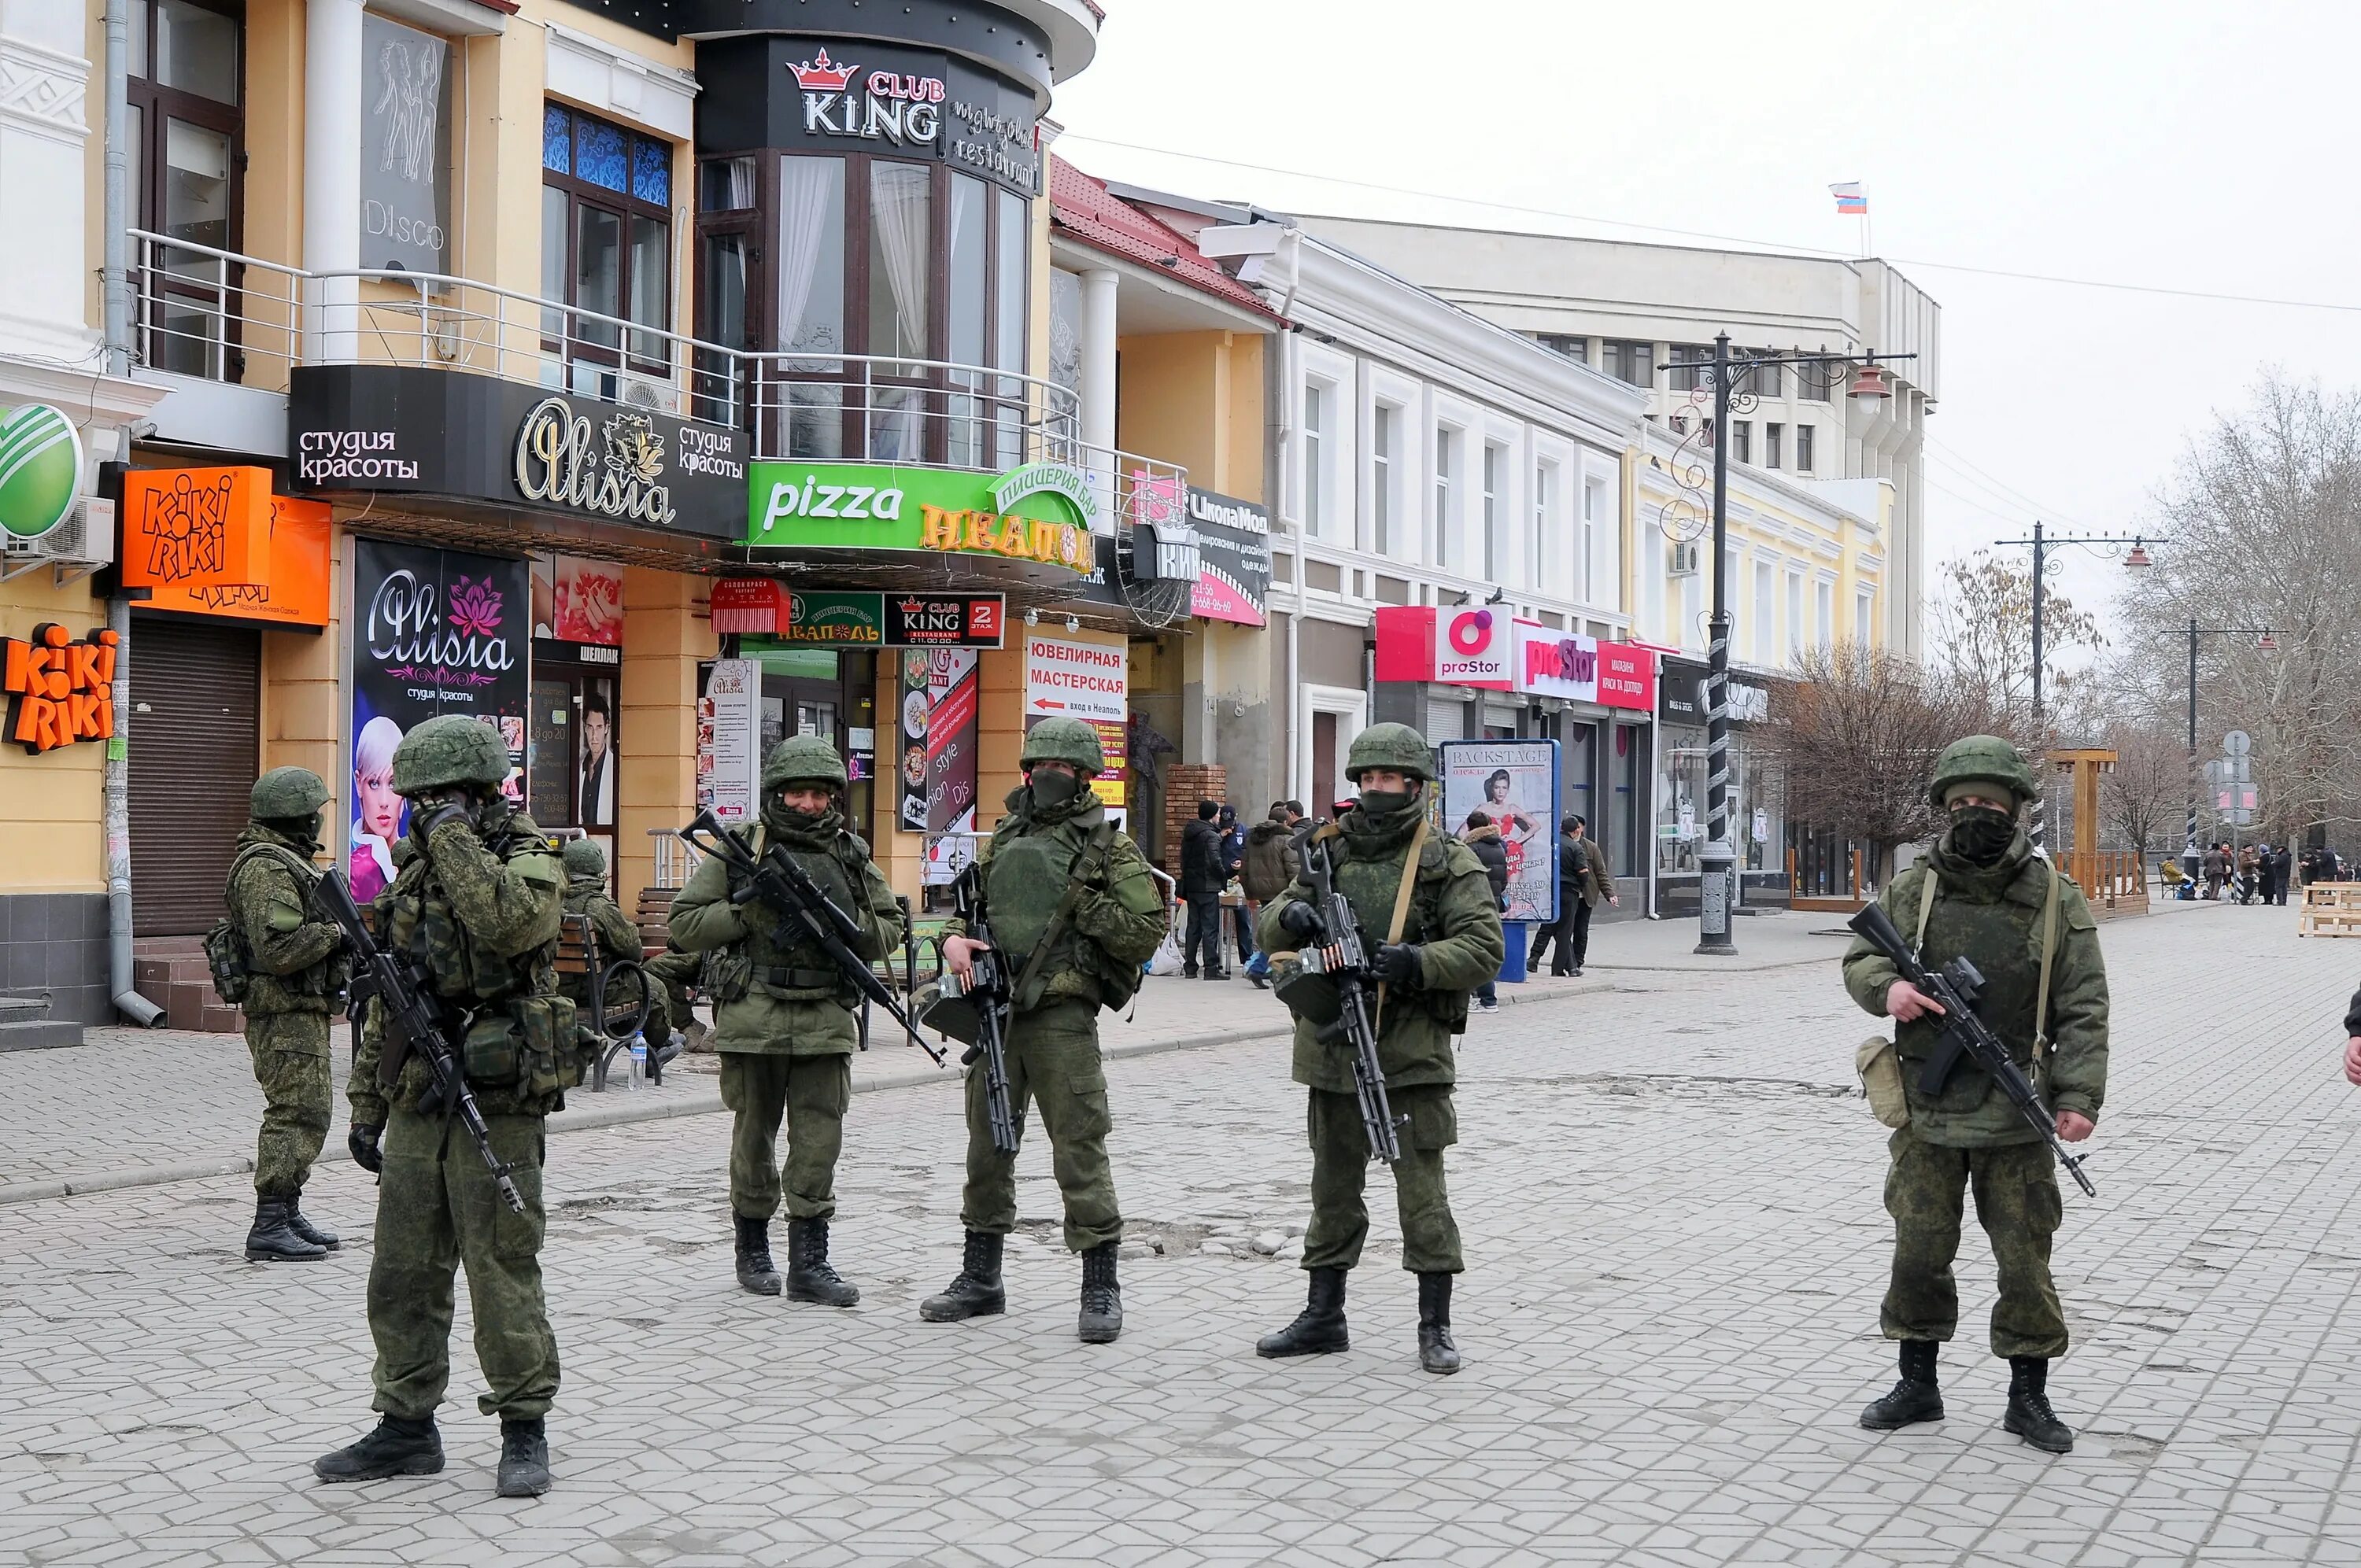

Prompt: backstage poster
[349,539,530,902]
[1438,739,1559,924]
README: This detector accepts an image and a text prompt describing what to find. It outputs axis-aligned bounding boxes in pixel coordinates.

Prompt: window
[1857,586,1878,641]
[1670,343,1713,393]
[1731,421,1750,464]
[544,104,674,372]
[1798,360,1831,402]
[1815,580,1834,649]
[1432,427,1457,567]
[1795,423,1816,474]
[1750,355,1783,399]
[128,0,244,380]
[1536,334,1588,363]
[1583,475,1607,604]
[1482,442,1506,581]
[1373,404,1397,555]
[1303,382,1327,534]
[1753,559,1775,663]
[1786,570,1805,661]
[1532,460,1553,595]
[1604,340,1654,387]
[1764,422,1784,470]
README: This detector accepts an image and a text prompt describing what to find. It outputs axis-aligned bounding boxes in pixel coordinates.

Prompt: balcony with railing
[126,231,1185,555]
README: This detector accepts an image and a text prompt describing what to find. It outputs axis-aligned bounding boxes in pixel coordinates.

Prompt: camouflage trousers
[1302,1085,1464,1275]
[1882,1127,2067,1359]
[642,950,702,1035]
[368,1105,558,1421]
[243,1012,330,1199]
[719,1051,851,1222]
[959,998,1122,1253]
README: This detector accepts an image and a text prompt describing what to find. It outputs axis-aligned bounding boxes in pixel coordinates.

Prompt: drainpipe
[1269,228,1306,800]
[101,0,161,1026]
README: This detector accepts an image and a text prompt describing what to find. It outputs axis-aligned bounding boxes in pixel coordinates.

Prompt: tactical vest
[382,827,559,1009]
[984,811,1121,1010]
[1332,826,1471,1031]
[722,823,867,1003]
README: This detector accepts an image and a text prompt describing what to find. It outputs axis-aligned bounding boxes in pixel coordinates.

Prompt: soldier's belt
[756,965,844,991]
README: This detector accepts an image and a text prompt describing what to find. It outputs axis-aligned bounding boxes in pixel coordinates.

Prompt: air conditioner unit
[0,497,114,584]
[617,371,681,416]
[1668,540,1701,577]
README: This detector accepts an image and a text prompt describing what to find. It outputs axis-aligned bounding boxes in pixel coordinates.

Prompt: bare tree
[1766,641,1988,884]
[2097,718,2187,854]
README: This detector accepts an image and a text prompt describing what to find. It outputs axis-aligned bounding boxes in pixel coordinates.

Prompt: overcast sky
[1053,0,2361,641]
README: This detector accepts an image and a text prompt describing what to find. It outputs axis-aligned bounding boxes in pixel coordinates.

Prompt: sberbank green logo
[0,404,83,541]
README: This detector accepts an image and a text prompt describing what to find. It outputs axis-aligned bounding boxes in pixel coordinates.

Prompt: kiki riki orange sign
[2,624,118,754]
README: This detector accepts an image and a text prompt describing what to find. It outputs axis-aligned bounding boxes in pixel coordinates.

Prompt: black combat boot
[313,1415,444,1481]
[286,1201,340,1251]
[919,1230,1006,1322]
[2004,1356,2074,1453]
[1417,1272,1461,1374]
[734,1214,782,1296]
[246,1197,327,1262]
[785,1217,860,1307]
[496,1417,552,1497]
[1077,1241,1123,1344]
[1256,1267,1350,1357]
[1859,1339,1945,1430]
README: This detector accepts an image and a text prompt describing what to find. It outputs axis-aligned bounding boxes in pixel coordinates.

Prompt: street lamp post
[1663,334,1916,955]
[2179,619,2275,870]
[1990,523,2160,852]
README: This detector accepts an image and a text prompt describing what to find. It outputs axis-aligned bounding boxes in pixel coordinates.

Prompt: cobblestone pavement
[2,901,2355,1566]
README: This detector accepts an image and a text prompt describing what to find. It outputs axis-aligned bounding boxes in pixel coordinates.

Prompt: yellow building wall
[617,570,717,908]
[259,525,349,814]
[0,577,109,894]
[1116,330,1269,500]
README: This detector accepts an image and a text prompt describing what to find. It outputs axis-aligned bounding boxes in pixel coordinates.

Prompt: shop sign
[348,540,530,902]
[1438,740,1560,923]
[889,593,1003,647]
[530,553,623,645]
[709,579,1006,647]
[789,46,944,149]
[1370,605,1511,691]
[289,366,746,540]
[748,461,1094,574]
[1598,643,1654,711]
[3,624,117,754]
[120,467,333,628]
[1024,630,1128,821]
[1513,621,1598,703]
[360,14,451,275]
[759,37,1040,197]
[0,403,85,542]
[1658,662,1702,721]
[1185,488,1271,626]
[697,657,761,826]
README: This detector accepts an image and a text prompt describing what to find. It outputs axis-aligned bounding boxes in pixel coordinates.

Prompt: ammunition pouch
[916,977,986,1048]
[461,994,581,1098]
[1268,950,1343,1028]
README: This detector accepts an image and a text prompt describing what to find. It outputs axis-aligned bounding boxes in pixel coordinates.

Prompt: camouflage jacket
[349,811,567,1124]
[944,785,1167,1014]
[226,825,343,1017]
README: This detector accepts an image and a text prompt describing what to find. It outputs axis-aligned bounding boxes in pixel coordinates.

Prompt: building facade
[1293,217,1939,661]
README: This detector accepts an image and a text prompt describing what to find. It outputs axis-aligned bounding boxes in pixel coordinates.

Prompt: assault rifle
[927,861,1018,1154]
[1288,831,1408,1168]
[677,810,941,1065]
[1848,900,2097,1197]
[309,868,526,1213]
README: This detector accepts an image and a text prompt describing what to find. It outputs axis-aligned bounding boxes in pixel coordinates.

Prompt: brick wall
[1161,764,1228,876]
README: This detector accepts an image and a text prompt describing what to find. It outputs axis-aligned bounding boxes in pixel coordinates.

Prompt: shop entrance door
[761,674,840,760]
[128,616,260,935]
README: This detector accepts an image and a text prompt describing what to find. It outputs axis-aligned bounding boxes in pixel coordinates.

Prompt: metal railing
[124,233,1186,509]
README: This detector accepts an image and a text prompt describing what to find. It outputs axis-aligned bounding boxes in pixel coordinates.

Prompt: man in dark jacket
[2270,844,2295,906]
[1178,799,1228,980]
[1240,802,1303,987]
[1528,815,1616,977]
[1463,811,1510,1013]
[1217,806,1254,968]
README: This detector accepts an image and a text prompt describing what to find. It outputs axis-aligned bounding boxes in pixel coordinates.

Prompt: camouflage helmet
[249,766,329,820]
[762,733,848,792]
[1020,716,1106,774]
[560,837,608,878]
[1928,735,2039,814]
[1345,722,1434,784]
[390,715,510,795]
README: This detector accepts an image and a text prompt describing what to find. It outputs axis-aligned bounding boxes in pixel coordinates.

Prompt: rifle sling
[1371,814,1429,1036]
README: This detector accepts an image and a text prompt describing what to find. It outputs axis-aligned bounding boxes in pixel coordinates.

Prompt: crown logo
[790,48,856,92]
[898,596,929,614]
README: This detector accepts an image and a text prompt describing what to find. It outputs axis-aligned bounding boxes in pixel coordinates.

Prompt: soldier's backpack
[204,843,318,1006]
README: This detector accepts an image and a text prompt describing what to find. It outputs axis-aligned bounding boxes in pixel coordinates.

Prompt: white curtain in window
[870,163,931,362]
[776,159,837,360]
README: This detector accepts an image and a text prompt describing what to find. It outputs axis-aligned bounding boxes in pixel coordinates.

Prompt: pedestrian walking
[1218,806,1254,970]
[1255,722,1504,1374]
[2204,843,2227,900]
[217,766,347,1263]
[1240,801,1304,989]
[1178,799,1228,980]
[1461,810,1509,1013]
[315,715,570,1497]
[920,717,1169,1342]
[2237,845,2260,904]
[1528,815,1617,978]
[667,736,906,1306]
[1843,736,2108,1455]
[2271,843,2295,906]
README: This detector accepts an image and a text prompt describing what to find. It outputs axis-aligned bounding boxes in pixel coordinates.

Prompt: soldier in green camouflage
[1843,736,2110,1454]
[227,766,347,1262]
[670,735,904,1305]
[556,838,654,1031]
[1254,722,1504,1374]
[313,715,571,1498]
[920,716,1169,1343]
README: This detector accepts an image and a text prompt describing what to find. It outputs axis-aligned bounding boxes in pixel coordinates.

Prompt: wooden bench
[554,912,663,1087]
[2299,883,2361,937]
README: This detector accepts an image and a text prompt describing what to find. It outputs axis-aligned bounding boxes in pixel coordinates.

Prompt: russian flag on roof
[1830,181,1868,215]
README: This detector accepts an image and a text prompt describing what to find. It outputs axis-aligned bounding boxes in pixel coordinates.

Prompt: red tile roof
[1049,157,1285,323]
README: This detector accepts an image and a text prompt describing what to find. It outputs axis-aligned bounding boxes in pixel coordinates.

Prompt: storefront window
[1657,723,1706,875]
[542,103,673,372]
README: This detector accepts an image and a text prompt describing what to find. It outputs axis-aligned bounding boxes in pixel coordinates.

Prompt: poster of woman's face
[349,714,405,903]
[1441,741,1561,923]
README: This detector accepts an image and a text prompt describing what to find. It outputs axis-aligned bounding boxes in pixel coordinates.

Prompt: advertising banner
[349,539,530,903]
[360,14,451,276]
[707,580,1005,647]
[1185,487,1271,626]
[1023,630,1128,825]
[696,658,761,825]
[530,553,623,645]
[1513,622,1599,703]
[746,459,1095,574]
[120,468,332,628]
[1372,605,1512,690]
[1439,739,1560,924]
[899,649,983,884]
[1597,642,1657,712]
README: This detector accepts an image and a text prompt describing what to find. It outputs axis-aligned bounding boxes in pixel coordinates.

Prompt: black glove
[1373,942,1423,987]
[411,793,471,839]
[1277,901,1325,942]
[348,1123,384,1175]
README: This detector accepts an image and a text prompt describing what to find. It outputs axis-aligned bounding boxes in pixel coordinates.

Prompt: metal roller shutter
[1424,697,1465,743]
[128,617,261,935]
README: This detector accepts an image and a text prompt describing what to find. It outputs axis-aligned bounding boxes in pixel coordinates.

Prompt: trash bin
[1498,921,1528,983]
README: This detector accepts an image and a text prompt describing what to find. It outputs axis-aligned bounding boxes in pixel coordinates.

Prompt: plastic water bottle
[624,1032,648,1091]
